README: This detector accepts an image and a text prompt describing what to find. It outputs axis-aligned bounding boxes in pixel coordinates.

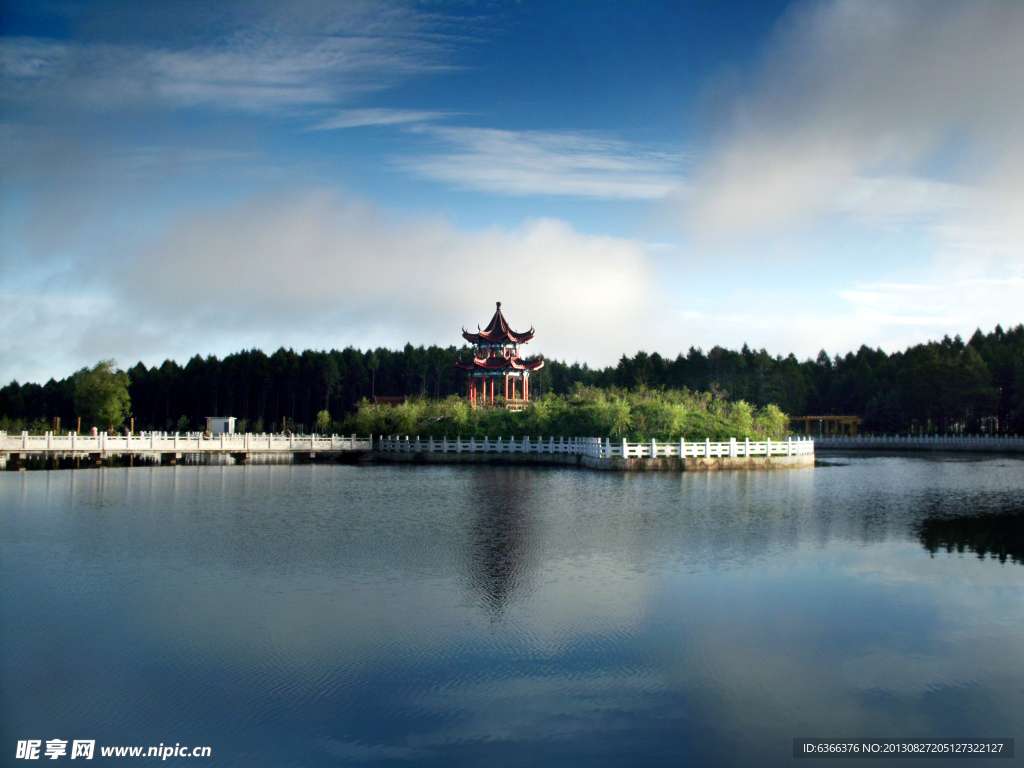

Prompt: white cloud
[310,108,452,129]
[680,0,1024,245]
[0,191,661,382]
[401,127,686,199]
[0,17,451,115]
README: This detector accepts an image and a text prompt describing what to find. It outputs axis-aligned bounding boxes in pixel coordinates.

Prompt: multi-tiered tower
[456,302,544,408]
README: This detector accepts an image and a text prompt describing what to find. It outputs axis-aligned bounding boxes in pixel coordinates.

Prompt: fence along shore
[5,430,1022,470]
[1,431,813,471]
[0,431,370,468]
[375,434,814,471]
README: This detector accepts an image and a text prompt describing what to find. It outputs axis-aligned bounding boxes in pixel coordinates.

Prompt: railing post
[729,437,736,458]
[650,437,656,459]
[679,437,685,458]
[787,436,792,456]
[705,437,710,458]
[766,437,771,457]
[744,437,750,457]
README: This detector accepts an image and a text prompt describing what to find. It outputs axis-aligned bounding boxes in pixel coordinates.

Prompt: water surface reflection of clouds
[2,458,1023,766]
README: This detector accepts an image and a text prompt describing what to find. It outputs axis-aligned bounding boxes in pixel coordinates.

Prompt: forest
[1,324,1021,435]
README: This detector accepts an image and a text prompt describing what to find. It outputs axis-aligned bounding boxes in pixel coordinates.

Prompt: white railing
[376,435,814,460]
[0,431,372,455]
[816,434,1024,451]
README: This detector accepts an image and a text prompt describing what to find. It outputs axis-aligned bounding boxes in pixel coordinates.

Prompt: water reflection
[919,510,1024,565]
[4,458,1024,768]
[465,469,538,617]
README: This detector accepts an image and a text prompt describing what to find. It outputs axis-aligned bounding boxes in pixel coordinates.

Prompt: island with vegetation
[346,385,789,442]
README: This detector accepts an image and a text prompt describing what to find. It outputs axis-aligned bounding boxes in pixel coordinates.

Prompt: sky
[2,0,1023,383]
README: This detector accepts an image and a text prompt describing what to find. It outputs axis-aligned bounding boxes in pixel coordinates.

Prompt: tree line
[1,324,1021,434]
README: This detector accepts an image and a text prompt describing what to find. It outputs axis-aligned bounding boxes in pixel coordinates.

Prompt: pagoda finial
[496,301,501,310]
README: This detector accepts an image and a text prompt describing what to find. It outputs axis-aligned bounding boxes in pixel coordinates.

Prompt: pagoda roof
[463,302,535,345]
[454,355,545,372]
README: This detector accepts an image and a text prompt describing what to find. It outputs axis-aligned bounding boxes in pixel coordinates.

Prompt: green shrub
[344,385,790,441]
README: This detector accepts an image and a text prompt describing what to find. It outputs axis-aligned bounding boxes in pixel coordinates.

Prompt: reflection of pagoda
[456,302,544,408]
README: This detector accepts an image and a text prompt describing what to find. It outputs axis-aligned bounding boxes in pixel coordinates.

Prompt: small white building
[206,416,236,435]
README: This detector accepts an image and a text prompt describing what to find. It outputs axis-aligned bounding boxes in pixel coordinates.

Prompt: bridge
[1,431,372,467]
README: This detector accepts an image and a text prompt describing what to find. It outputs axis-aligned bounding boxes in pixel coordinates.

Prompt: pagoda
[456,302,544,408]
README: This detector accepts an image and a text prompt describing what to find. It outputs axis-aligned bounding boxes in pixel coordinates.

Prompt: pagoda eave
[462,330,535,345]
[454,358,544,373]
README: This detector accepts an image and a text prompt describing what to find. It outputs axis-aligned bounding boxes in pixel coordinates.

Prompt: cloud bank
[1,192,659,382]
[665,0,1024,349]
[683,0,1024,241]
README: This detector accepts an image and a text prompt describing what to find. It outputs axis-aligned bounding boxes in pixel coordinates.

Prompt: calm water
[2,457,1023,766]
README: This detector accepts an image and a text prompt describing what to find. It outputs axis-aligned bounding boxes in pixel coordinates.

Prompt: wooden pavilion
[456,302,544,409]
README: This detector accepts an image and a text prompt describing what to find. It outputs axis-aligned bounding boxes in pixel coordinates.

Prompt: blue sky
[2,0,1023,383]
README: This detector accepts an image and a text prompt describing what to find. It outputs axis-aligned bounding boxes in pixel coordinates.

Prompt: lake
[2,456,1023,766]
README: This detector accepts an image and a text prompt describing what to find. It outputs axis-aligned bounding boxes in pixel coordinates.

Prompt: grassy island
[345,385,789,442]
